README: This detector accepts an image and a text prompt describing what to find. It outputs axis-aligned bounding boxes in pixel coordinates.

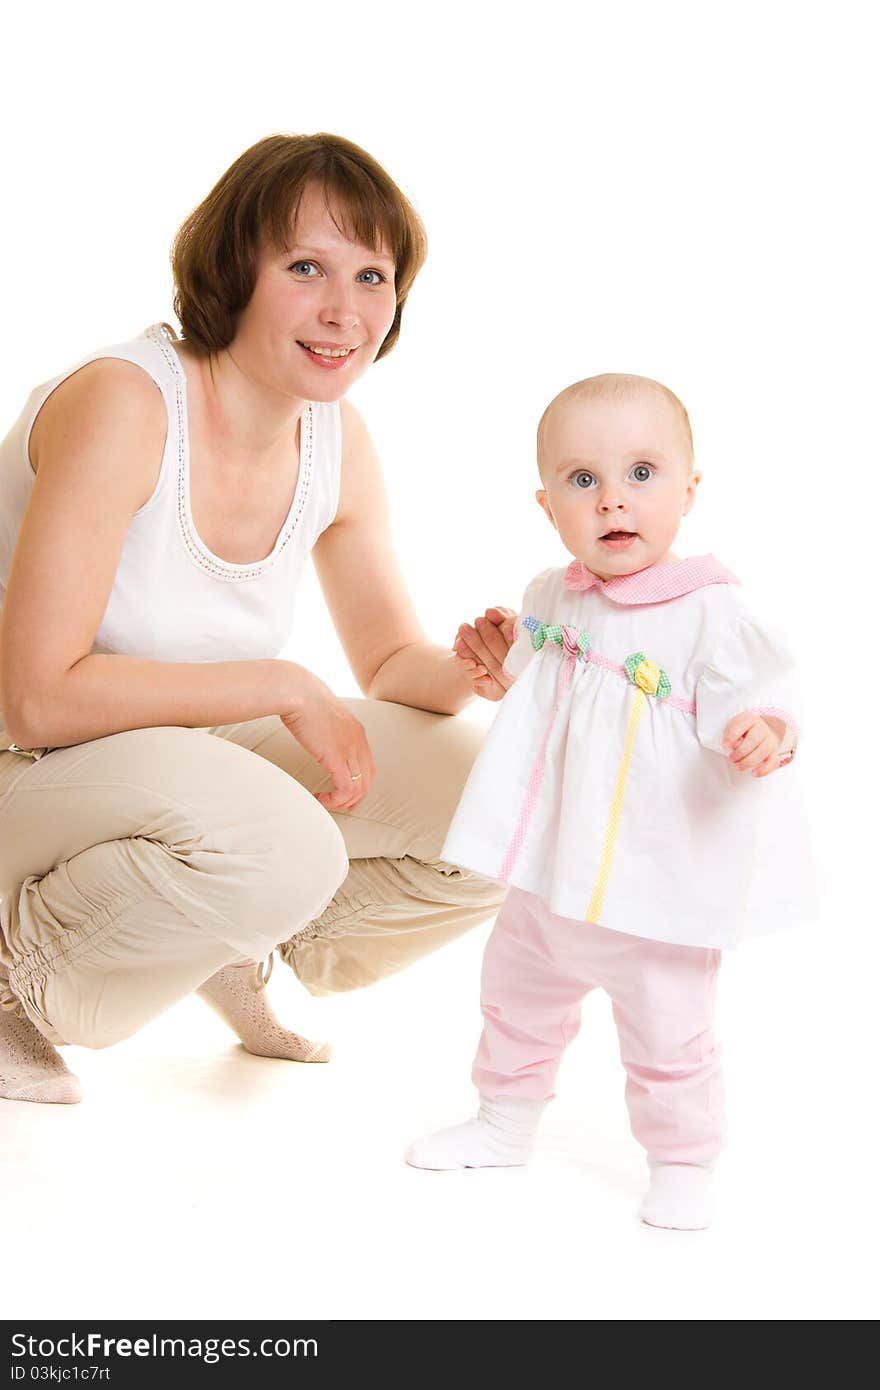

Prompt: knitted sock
[639,1160,714,1230]
[405,1095,545,1170]
[0,1004,82,1105]
[197,961,331,1063]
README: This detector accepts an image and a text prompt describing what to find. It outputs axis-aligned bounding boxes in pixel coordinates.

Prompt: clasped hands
[454,608,787,777]
[453,606,518,702]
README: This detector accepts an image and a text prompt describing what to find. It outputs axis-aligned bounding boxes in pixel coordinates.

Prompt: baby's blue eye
[356,269,386,285]
[570,471,596,489]
[289,260,319,277]
[630,463,654,482]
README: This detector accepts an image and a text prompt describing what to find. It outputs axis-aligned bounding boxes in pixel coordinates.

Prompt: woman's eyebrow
[285,242,396,266]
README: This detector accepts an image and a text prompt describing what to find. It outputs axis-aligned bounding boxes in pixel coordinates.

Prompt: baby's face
[537,391,700,579]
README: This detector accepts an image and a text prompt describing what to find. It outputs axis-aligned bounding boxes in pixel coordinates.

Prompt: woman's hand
[453,606,517,702]
[722,712,782,778]
[281,676,375,811]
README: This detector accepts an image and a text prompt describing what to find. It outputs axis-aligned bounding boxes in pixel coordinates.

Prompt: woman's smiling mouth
[297,341,358,368]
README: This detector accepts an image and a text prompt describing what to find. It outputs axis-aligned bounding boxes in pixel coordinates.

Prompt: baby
[406,374,814,1229]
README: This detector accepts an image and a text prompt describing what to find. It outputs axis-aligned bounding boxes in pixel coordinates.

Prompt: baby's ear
[536,489,558,530]
[682,470,702,516]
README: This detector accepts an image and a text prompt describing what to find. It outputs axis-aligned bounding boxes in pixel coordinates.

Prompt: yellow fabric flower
[633,659,662,695]
[624,651,672,700]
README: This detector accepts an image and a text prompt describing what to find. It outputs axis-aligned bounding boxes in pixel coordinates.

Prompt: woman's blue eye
[356,269,386,285]
[630,464,654,482]
[570,471,596,489]
[289,260,319,277]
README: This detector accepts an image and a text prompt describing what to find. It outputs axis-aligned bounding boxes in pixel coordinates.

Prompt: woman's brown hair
[171,133,427,360]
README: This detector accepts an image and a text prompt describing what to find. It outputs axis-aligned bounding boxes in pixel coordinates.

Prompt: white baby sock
[0,1003,82,1105]
[406,1094,545,1170]
[197,960,331,1063]
[639,1159,714,1230]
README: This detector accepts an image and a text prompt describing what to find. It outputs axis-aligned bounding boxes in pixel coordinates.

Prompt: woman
[0,133,511,1104]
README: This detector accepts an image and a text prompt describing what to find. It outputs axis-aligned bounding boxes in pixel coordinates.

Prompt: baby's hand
[453,606,517,702]
[722,712,782,778]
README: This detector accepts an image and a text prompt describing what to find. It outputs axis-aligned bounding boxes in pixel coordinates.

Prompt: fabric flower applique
[523,617,591,659]
[624,652,672,700]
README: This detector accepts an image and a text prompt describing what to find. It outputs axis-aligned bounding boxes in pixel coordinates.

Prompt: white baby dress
[442,555,816,950]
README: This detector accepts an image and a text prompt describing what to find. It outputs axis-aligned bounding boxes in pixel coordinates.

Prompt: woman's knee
[256,796,349,926]
[3,728,350,978]
[121,730,350,928]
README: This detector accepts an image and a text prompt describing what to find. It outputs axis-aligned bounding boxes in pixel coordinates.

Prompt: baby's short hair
[537,373,694,473]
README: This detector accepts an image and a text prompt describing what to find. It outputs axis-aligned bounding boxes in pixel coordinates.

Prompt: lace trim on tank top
[144,324,314,584]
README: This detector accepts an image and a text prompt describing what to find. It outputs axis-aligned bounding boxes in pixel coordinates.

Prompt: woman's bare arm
[0,361,327,749]
[312,401,476,716]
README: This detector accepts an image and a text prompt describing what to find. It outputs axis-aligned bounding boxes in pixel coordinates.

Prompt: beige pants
[0,701,503,1049]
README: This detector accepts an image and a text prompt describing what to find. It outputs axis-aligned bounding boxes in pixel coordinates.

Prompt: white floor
[1,909,875,1323]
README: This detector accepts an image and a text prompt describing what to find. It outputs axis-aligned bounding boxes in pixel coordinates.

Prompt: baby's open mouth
[600,530,638,542]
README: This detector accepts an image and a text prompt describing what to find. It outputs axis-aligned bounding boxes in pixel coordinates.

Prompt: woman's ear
[536,489,558,530]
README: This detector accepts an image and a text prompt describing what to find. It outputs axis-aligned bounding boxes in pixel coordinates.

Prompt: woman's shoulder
[30,326,174,441]
[28,338,168,510]
[30,355,166,463]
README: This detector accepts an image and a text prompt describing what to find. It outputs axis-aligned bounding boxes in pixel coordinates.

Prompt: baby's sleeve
[695,612,801,764]
[502,571,553,682]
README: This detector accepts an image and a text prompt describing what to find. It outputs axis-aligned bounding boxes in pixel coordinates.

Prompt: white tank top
[0,323,342,738]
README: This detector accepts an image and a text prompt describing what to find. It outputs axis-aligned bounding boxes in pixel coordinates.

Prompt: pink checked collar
[563,554,739,605]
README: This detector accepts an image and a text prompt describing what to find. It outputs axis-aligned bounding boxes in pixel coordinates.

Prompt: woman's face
[229,184,398,403]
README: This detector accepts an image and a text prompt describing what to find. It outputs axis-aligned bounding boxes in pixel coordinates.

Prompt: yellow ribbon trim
[586,687,647,923]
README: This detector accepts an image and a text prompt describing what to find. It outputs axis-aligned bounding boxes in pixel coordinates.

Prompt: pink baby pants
[472,887,724,1164]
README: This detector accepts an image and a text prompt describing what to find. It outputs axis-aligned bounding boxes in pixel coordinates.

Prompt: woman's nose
[319,287,360,332]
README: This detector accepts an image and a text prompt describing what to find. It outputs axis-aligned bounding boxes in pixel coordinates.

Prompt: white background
[1,0,877,1323]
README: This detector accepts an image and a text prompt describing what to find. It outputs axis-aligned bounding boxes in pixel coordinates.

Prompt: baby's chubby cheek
[558,517,592,558]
